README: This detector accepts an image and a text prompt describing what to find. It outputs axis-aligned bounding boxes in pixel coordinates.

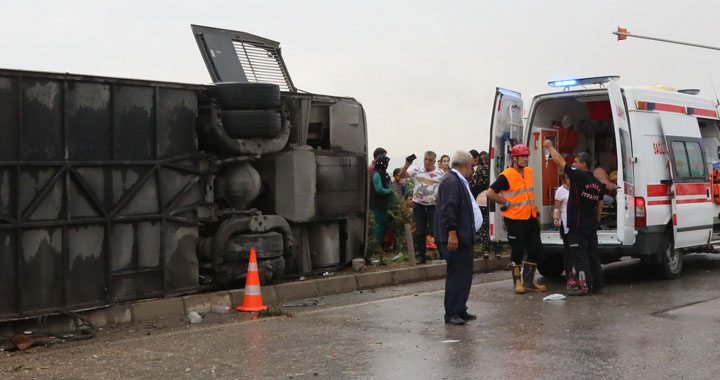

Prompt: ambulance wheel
[537,252,564,278]
[657,232,683,279]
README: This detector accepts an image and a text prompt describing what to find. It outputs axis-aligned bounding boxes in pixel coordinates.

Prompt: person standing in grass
[370,156,394,250]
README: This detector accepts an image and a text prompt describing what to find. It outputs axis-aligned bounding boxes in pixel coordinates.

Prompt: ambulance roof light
[548,76,620,89]
[550,79,577,87]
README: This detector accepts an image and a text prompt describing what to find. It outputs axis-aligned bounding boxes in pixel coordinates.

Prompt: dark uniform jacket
[434,171,476,246]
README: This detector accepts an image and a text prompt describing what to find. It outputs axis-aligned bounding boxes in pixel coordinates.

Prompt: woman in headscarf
[369,156,394,248]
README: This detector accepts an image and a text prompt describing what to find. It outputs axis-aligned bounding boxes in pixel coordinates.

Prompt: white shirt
[452,169,483,232]
[407,164,444,205]
[554,185,569,234]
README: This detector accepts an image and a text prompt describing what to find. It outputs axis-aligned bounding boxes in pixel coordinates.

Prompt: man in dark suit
[434,151,483,325]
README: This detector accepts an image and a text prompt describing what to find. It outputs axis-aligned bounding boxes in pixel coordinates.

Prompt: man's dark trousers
[413,203,435,261]
[505,217,543,264]
[440,241,474,320]
[568,226,602,288]
[559,224,574,277]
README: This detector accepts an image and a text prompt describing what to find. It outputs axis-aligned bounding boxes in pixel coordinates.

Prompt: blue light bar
[550,79,577,87]
[547,76,620,89]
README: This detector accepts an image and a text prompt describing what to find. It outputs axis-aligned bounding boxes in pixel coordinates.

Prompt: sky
[3,0,720,165]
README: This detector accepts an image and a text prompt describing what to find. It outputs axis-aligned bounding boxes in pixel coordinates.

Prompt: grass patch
[258,304,293,318]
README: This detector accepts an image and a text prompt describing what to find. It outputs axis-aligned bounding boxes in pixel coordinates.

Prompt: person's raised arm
[543,140,566,171]
[399,156,413,179]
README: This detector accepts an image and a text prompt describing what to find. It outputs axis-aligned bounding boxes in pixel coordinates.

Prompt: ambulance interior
[699,119,720,223]
[527,93,620,233]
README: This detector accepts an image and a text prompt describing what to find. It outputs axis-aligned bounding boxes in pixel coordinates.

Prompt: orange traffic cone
[236,248,268,312]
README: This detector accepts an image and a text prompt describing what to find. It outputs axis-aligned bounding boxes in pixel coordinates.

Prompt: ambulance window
[671,142,690,178]
[670,140,706,179]
[699,120,720,162]
[619,129,633,184]
[686,142,705,177]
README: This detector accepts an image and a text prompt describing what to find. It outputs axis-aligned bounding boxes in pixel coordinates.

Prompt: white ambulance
[488,76,720,279]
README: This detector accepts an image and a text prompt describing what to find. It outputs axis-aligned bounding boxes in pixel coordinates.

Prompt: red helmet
[510,144,531,156]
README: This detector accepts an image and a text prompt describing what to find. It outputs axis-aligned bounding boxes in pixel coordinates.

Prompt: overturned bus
[0,25,368,321]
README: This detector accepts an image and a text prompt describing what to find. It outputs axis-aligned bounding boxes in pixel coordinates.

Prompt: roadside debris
[351,258,365,272]
[1,311,96,351]
[6,334,55,351]
[322,272,334,277]
[210,305,232,314]
[283,298,325,307]
[187,311,203,324]
[543,294,566,301]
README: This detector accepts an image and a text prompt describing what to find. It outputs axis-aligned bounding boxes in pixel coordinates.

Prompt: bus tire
[221,109,282,138]
[209,82,281,110]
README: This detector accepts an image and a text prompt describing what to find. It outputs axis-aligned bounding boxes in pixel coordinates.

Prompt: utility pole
[614,27,720,51]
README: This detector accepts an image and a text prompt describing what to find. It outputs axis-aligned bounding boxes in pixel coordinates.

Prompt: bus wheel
[657,231,683,279]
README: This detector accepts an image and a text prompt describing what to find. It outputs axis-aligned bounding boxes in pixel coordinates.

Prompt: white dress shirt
[452,168,483,232]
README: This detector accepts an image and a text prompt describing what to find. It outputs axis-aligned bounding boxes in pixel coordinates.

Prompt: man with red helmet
[487,143,547,294]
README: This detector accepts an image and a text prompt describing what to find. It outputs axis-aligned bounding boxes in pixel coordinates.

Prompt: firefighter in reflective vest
[487,144,547,294]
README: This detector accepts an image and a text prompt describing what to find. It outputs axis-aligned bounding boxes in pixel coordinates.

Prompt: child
[553,173,575,290]
[391,168,408,196]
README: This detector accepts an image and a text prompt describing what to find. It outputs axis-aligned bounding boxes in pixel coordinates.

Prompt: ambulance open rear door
[660,113,713,248]
[607,80,635,245]
[488,88,524,242]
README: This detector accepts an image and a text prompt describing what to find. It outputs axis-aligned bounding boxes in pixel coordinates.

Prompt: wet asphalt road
[2,254,720,380]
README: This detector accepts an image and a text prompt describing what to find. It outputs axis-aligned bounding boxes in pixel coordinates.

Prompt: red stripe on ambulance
[637,100,718,118]
[647,184,669,197]
[688,107,718,118]
[675,183,709,196]
[676,198,711,204]
[647,200,671,206]
[654,103,686,114]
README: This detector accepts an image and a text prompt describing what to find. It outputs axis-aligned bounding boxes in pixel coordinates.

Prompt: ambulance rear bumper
[631,225,666,257]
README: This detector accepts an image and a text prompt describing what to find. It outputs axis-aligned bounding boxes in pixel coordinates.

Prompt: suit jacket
[434,171,476,246]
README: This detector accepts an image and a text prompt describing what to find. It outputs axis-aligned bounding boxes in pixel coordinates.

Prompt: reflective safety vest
[500,166,537,220]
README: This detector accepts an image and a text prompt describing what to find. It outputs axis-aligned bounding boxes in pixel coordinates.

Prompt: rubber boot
[523,262,547,292]
[512,264,526,294]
